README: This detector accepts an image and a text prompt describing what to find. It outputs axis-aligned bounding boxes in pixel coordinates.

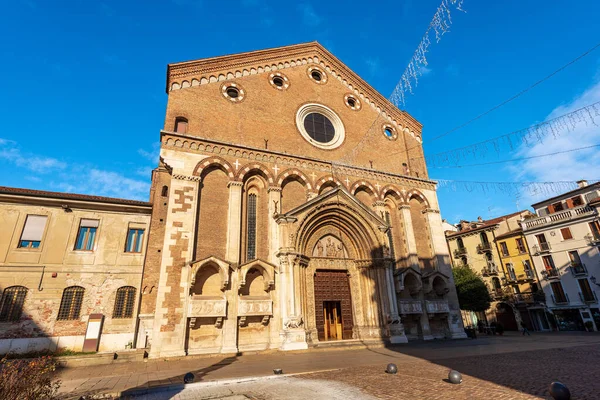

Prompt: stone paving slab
[54,332,600,399]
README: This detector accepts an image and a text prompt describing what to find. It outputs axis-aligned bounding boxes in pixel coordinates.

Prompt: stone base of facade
[279,329,308,351]
[0,333,136,355]
[388,334,408,344]
[450,331,468,339]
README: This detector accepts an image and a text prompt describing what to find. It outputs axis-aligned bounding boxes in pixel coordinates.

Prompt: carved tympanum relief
[312,235,348,258]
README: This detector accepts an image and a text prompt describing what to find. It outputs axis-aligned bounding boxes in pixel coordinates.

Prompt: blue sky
[1,0,599,223]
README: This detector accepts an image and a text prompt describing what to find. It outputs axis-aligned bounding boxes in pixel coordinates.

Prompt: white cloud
[137,142,161,163]
[0,140,67,173]
[420,66,433,76]
[508,79,600,203]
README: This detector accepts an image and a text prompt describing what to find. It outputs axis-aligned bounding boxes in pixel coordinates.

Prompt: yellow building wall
[495,234,537,294]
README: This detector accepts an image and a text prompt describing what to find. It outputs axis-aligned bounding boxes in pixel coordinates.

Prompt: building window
[246,193,257,261]
[551,282,567,303]
[523,260,534,278]
[589,221,600,240]
[560,227,573,240]
[161,185,169,197]
[384,211,395,260]
[74,219,99,251]
[57,286,85,320]
[571,196,583,207]
[542,255,558,278]
[578,279,596,302]
[18,215,48,249]
[221,82,246,102]
[307,66,327,84]
[125,228,144,253]
[506,263,516,281]
[460,256,468,266]
[382,125,398,140]
[552,202,564,212]
[0,286,28,322]
[112,286,136,319]
[304,113,335,143]
[536,233,550,251]
[516,238,526,253]
[499,242,509,257]
[174,117,188,133]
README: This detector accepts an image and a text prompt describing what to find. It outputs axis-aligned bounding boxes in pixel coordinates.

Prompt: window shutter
[21,215,48,241]
[547,204,555,214]
[565,198,574,209]
[80,219,99,228]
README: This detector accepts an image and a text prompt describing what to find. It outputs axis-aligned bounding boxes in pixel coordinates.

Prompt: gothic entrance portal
[314,270,353,341]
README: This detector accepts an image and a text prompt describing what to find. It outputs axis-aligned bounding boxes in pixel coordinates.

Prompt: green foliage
[452,265,492,312]
[585,321,594,331]
[0,356,61,400]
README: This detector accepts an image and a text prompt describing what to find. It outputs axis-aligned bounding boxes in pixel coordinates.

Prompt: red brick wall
[196,168,229,261]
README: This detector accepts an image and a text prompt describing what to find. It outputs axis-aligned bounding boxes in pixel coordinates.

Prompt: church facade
[138,42,466,358]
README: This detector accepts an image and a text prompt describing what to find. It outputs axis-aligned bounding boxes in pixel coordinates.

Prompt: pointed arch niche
[237,259,276,327]
[188,256,231,328]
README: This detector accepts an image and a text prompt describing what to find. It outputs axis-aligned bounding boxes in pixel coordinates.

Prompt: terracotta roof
[494,228,524,240]
[0,186,152,207]
[445,211,526,238]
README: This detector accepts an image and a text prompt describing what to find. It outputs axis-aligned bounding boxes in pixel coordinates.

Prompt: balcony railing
[481,263,499,276]
[541,268,560,280]
[524,269,535,279]
[532,242,551,254]
[552,293,570,305]
[585,233,600,246]
[570,262,587,276]
[507,271,517,282]
[453,247,467,258]
[579,291,598,304]
[523,205,595,231]
[476,243,492,254]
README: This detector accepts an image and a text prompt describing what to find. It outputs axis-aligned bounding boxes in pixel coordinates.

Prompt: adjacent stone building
[0,187,151,354]
[445,211,546,331]
[0,42,466,356]
[522,180,600,331]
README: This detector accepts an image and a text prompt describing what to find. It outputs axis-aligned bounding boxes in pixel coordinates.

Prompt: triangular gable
[282,186,388,229]
[166,42,421,139]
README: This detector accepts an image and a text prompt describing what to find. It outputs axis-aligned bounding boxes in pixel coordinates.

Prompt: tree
[452,265,492,312]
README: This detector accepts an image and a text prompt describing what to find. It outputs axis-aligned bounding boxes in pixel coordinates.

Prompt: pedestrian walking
[522,326,531,336]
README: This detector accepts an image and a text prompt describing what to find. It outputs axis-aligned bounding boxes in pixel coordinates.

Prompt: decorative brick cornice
[161,132,436,193]
[172,174,201,182]
[166,42,422,139]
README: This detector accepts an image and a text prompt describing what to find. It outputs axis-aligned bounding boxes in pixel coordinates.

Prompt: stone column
[221,181,244,353]
[150,177,199,358]
[423,208,467,339]
[268,187,282,264]
[225,181,243,264]
[399,205,419,269]
[277,252,308,350]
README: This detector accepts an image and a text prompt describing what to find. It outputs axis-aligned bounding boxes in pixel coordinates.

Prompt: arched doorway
[495,302,518,331]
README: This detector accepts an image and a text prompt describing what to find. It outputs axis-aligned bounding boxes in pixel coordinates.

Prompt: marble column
[225,181,243,264]
[277,252,308,350]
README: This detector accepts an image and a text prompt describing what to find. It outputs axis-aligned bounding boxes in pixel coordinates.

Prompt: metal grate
[303,113,335,143]
[57,286,84,320]
[0,286,28,322]
[247,193,257,261]
[113,286,136,318]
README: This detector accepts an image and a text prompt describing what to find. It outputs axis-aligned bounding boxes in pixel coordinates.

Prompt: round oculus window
[344,94,361,111]
[382,124,398,140]
[307,66,327,84]
[269,73,290,90]
[296,103,345,150]
[303,113,335,143]
[221,82,246,102]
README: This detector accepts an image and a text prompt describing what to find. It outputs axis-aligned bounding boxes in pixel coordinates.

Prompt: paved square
[56,332,600,399]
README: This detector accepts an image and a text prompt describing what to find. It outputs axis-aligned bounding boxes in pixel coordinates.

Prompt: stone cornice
[172,174,201,182]
[166,41,422,137]
[161,131,436,192]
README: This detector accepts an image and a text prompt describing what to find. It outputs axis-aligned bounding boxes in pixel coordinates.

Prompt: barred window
[112,286,136,319]
[0,286,28,322]
[247,193,257,261]
[57,286,84,321]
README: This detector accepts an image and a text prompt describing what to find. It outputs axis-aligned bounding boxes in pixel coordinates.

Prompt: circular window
[382,124,398,140]
[307,66,327,84]
[304,113,335,143]
[344,94,361,111]
[221,82,245,103]
[296,103,345,150]
[269,73,290,90]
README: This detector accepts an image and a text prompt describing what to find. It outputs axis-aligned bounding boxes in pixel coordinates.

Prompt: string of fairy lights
[336,0,600,198]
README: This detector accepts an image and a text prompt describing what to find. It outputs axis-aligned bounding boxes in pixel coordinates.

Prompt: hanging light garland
[436,179,600,197]
[390,0,465,107]
[424,101,600,167]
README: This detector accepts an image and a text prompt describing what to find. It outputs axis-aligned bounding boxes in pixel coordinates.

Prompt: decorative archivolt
[315,176,344,193]
[162,134,436,191]
[350,180,379,200]
[276,168,312,190]
[406,189,430,208]
[166,45,422,139]
[189,256,232,291]
[235,162,274,184]
[381,185,406,204]
[238,259,277,292]
[192,156,235,179]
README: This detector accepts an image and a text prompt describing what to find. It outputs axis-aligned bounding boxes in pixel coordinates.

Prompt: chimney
[577,180,588,188]
[477,216,483,222]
